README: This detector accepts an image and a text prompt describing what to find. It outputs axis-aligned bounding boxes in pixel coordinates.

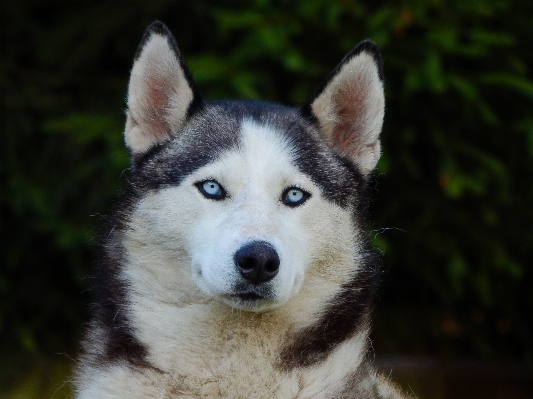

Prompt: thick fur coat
[74,21,410,399]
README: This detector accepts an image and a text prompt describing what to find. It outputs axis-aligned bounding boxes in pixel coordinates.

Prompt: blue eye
[196,180,226,200]
[202,181,221,196]
[282,187,310,207]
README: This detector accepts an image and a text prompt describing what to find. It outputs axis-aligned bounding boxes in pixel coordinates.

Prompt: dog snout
[234,241,280,285]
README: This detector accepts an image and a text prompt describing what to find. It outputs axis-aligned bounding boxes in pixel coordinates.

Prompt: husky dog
[75,21,409,399]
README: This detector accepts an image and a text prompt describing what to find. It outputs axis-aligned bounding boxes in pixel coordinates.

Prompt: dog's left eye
[282,187,310,207]
[196,180,226,200]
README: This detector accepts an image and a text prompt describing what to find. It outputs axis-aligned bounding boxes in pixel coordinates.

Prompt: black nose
[234,241,280,285]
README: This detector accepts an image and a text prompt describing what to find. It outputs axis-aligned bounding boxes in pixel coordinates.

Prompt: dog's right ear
[125,21,202,155]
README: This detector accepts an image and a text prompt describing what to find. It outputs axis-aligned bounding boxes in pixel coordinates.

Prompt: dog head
[121,22,384,313]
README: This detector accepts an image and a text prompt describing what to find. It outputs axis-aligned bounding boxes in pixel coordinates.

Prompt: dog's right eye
[195,180,227,200]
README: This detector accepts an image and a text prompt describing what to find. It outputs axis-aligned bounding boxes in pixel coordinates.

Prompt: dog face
[128,116,361,312]
[122,22,384,313]
[181,119,322,311]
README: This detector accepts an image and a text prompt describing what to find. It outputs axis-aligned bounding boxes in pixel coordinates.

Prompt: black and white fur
[75,21,409,398]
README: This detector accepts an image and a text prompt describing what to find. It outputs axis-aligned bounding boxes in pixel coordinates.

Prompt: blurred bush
[1,0,532,393]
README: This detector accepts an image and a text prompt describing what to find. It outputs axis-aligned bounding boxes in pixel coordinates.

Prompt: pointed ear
[303,41,385,176]
[125,21,202,155]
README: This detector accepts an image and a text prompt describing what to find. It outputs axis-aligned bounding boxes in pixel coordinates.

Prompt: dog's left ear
[125,21,202,155]
[304,41,385,176]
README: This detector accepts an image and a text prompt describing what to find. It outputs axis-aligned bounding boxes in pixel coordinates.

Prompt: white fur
[298,331,369,397]
[77,335,371,399]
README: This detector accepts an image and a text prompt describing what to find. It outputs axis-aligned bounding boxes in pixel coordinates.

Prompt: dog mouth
[215,282,280,311]
[217,286,283,312]
[235,292,264,302]
[222,285,274,306]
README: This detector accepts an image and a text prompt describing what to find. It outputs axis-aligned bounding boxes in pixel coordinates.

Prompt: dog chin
[219,293,281,312]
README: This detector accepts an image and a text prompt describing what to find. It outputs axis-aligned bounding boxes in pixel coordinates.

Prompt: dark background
[1,1,532,397]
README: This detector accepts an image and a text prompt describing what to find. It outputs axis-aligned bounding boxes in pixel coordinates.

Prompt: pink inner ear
[331,82,366,155]
[145,75,172,139]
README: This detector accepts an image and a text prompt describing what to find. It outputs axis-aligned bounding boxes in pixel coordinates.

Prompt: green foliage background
[1,0,532,396]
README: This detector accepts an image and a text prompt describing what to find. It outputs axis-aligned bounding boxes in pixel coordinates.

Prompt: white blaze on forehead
[238,118,295,178]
